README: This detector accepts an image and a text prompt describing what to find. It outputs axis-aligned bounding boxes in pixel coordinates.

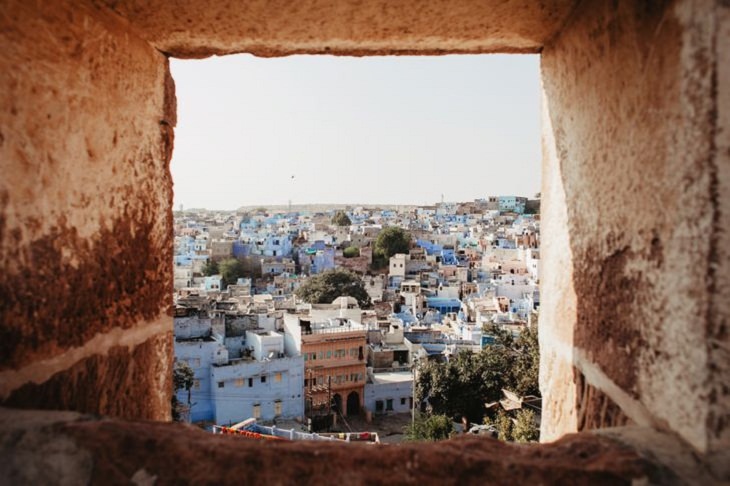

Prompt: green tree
[218,258,246,287]
[482,323,515,349]
[172,360,195,422]
[415,347,513,424]
[295,269,371,307]
[512,409,539,443]
[404,413,453,442]
[343,246,360,258]
[415,324,540,425]
[202,259,219,276]
[374,226,411,259]
[511,325,540,397]
[495,410,514,441]
[331,211,351,226]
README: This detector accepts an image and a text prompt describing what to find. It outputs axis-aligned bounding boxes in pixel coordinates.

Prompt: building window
[401,397,407,405]
[261,375,267,383]
[248,378,253,387]
[274,372,282,383]
[326,350,332,359]
[235,378,244,387]
[193,379,201,390]
[386,399,393,411]
[218,381,225,388]
[375,400,384,413]
[274,401,282,416]
[253,404,261,419]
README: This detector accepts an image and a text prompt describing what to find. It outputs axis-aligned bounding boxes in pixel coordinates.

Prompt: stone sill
[1,408,709,485]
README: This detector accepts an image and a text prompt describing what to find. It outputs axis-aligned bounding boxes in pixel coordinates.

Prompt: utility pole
[307,369,313,432]
[327,375,332,431]
[411,359,418,426]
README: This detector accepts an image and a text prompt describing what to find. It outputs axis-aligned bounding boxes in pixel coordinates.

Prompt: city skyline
[171,54,541,210]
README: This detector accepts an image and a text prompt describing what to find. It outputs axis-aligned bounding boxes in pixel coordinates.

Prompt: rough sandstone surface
[95,0,578,58]
[0,0,174,419]
[4,333,173,420]
[539,0,729,472]
[0,0,728,482]
[0,408,686,486]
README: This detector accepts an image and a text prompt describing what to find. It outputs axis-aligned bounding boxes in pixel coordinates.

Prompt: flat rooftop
[370,371,413,385]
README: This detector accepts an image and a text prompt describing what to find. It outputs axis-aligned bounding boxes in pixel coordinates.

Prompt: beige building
[284,313,367,418]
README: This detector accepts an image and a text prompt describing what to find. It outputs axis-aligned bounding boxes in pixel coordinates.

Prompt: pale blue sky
[170,54,540,210]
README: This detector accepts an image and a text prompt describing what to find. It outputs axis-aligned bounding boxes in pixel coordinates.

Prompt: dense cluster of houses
[172,196,540,430]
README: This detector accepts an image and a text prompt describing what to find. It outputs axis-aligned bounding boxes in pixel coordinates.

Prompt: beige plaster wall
[539,0,728,465]
[0,0,174,420]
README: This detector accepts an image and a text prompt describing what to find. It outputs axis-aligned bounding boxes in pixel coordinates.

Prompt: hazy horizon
[171,54,541,210]
[177,198,539,213]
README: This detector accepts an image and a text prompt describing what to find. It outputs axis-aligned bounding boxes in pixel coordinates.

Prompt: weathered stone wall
[95,0,577,58]
[0,0,174,420]
[539,0,728,472]
[1,0,727,480]
[712,1,730,477]
[2,408,690,486]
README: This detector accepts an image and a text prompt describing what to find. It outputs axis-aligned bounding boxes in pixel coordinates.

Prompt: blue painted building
[439,247,458,266]
[297,246,335,275]
[426,297,462,322]
[175,335,228,423]
[364,371,413,415]
[176,321,305,425]
[416,239,443,255]
[239,232,293,258]
[232,240,250,258]
[261,234,293,257]
[211,354,304,425]
[204,275,223,291]
[498,196,527,214]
